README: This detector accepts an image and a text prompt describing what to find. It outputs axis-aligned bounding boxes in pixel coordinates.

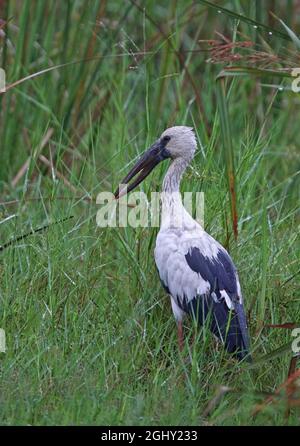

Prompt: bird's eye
[162,135,171,144]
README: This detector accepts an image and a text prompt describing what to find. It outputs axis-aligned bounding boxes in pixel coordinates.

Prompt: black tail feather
[185,295,251,362]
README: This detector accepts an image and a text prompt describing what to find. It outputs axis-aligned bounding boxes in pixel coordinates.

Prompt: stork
[115,126,250,361]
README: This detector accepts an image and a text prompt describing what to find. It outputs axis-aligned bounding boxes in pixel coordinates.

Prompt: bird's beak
[114,140,170,199]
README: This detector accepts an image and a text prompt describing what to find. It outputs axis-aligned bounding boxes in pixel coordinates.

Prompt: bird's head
[160,126,197,161]
[114,126,197,199]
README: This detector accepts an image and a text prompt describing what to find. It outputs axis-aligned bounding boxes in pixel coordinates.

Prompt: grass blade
[198,0,291,42]
[271,12,300,50]
[216,77,238,240]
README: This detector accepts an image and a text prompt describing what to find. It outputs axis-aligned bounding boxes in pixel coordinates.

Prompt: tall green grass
[0,0,299,425]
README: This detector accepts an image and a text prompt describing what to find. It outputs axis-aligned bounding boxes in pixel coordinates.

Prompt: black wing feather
[184,247,250,361]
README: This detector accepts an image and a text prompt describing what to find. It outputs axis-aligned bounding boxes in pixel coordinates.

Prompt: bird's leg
[177,320,184,351]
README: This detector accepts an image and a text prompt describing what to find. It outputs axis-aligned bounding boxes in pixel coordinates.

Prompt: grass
[0,0,299,425]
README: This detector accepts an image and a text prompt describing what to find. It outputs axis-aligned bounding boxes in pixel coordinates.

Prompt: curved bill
[114,140,170,199]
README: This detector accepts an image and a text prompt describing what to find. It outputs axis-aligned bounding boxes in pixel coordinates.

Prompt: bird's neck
[161,158,195,230]
[162,157,188,194]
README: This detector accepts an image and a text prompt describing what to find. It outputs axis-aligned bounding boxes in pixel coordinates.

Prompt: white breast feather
[154,228,212,306]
